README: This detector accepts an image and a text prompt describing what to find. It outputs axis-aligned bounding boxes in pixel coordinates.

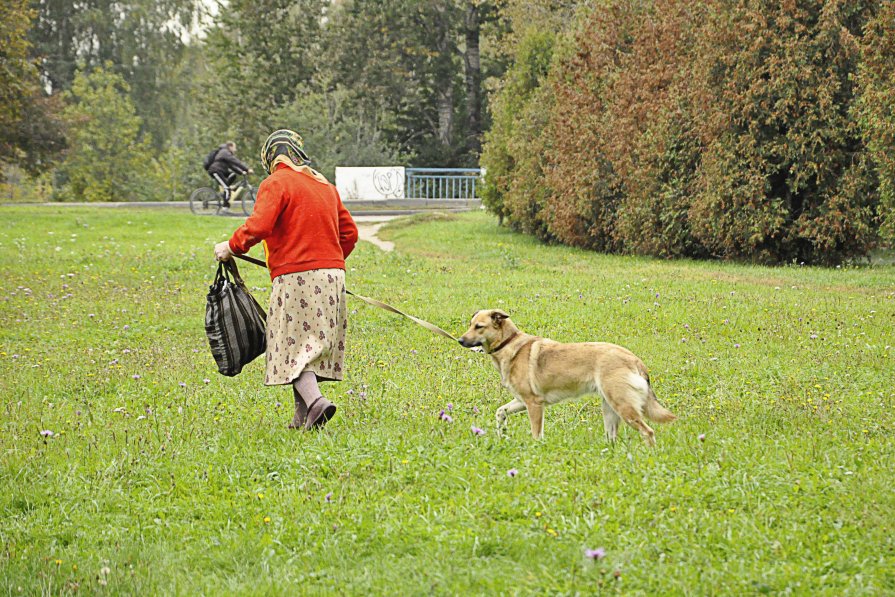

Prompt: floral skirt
[264,268,347,385]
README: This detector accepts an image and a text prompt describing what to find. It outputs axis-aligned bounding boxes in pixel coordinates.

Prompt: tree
[856,1,895,243]
[29,0,202,148]
[0,0,65,178]
[57,66,154,201]
[482,0,886,264]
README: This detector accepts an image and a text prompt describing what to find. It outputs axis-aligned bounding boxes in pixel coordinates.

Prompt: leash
[231,253,464,344]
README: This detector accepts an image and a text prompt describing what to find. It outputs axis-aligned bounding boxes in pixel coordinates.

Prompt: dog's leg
[602,398,620,442]
[496,398,526,438]
[526,400,545,439]
[615,402,655,446]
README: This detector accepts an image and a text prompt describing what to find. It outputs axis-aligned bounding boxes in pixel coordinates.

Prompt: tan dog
[459,309,676,445]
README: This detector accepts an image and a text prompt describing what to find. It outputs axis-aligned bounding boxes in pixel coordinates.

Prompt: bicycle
[189,174,257,216]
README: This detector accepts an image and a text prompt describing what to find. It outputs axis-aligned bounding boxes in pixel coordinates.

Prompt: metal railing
[405,168,481,201]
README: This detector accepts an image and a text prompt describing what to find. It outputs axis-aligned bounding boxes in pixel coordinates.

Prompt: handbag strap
[223,259,248,288]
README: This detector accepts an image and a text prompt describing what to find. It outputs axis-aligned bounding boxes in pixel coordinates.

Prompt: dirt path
[354,215,397,252]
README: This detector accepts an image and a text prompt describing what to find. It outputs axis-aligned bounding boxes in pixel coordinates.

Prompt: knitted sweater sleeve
[336,191,358,258]
[229,177,285,254]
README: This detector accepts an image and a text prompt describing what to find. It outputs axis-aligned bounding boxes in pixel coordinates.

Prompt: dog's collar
[488,332,519,354]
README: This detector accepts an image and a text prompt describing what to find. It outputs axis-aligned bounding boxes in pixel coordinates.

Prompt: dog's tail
[644,376,676,423]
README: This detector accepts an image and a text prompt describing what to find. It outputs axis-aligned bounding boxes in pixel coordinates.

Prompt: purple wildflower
[471,426,485,436]
[40,430,54,438]
[203,378,210,384]
[585,547,606,560]
[507,468,518,477]
[473,406,479,414]
[446,403,453,412]
[132,374,141,380]
[179,382,186,388]
[325,492,333,503]
[698,433,706,442]
[734,343,740,349]
[123,325,130,331]
[810,334,818,339]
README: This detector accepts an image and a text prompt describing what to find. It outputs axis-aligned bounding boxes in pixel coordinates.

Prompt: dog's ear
[490,309,509,326]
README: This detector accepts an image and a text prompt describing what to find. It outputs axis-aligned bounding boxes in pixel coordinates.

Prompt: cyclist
[204,141,253,212]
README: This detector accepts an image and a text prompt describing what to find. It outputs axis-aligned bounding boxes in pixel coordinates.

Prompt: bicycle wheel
[190,187,221,216]
[241,185,257,216]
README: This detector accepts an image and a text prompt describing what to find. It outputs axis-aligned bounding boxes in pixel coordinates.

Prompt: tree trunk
[434,5,454,150]
[464,1,482,158]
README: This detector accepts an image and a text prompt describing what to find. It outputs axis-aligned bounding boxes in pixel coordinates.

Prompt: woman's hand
[214,241,233,262]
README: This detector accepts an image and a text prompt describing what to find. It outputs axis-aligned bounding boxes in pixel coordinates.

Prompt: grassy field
[1,207,893,595]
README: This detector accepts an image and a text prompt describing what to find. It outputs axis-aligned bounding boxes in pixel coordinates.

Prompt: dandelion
[40,430,54,437]
[263,516,271,524]
[325,492,333,503]
[257,493,264,500]
[55,559,62,566]
[507,468,518,477]
[585,547,606,560]
[471,426,485,436]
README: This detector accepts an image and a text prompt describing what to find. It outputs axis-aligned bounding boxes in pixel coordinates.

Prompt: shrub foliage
[482,0,893,263]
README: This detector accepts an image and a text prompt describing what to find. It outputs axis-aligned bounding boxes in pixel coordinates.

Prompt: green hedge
[482,0,893,264]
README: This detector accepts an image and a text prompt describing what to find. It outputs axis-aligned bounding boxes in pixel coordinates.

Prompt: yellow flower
[263,516,271,524]
[257,493,264,500]
[535,511,542,518]
[55,559,62,566]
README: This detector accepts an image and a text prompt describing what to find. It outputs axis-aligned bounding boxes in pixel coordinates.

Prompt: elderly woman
[214,130,358,430]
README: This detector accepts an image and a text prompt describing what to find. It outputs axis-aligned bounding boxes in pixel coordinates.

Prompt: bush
[480,28,557,238]
[56,67,157,202]
[483,0,889,264]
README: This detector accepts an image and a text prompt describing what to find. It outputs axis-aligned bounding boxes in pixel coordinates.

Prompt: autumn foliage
[482,0,894,263]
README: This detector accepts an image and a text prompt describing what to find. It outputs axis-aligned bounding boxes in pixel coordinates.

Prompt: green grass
[1,207,893,595]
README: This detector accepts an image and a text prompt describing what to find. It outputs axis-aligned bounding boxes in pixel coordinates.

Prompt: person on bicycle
[205,142,253,211]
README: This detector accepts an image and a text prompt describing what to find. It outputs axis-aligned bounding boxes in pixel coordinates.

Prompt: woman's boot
[304,396,336,430]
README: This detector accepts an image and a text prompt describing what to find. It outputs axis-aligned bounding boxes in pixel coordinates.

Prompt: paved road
[2,201,476,219]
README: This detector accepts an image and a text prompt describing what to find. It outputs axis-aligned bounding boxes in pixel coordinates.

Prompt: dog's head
[459,309,514,352]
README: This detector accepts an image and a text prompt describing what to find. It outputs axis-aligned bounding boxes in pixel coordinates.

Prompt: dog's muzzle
[458,337,481,348]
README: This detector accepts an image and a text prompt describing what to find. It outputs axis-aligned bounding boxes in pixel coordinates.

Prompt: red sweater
[229,164,359,280]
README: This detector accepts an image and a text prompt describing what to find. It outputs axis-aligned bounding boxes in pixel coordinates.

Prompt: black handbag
[205,259,267,376]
